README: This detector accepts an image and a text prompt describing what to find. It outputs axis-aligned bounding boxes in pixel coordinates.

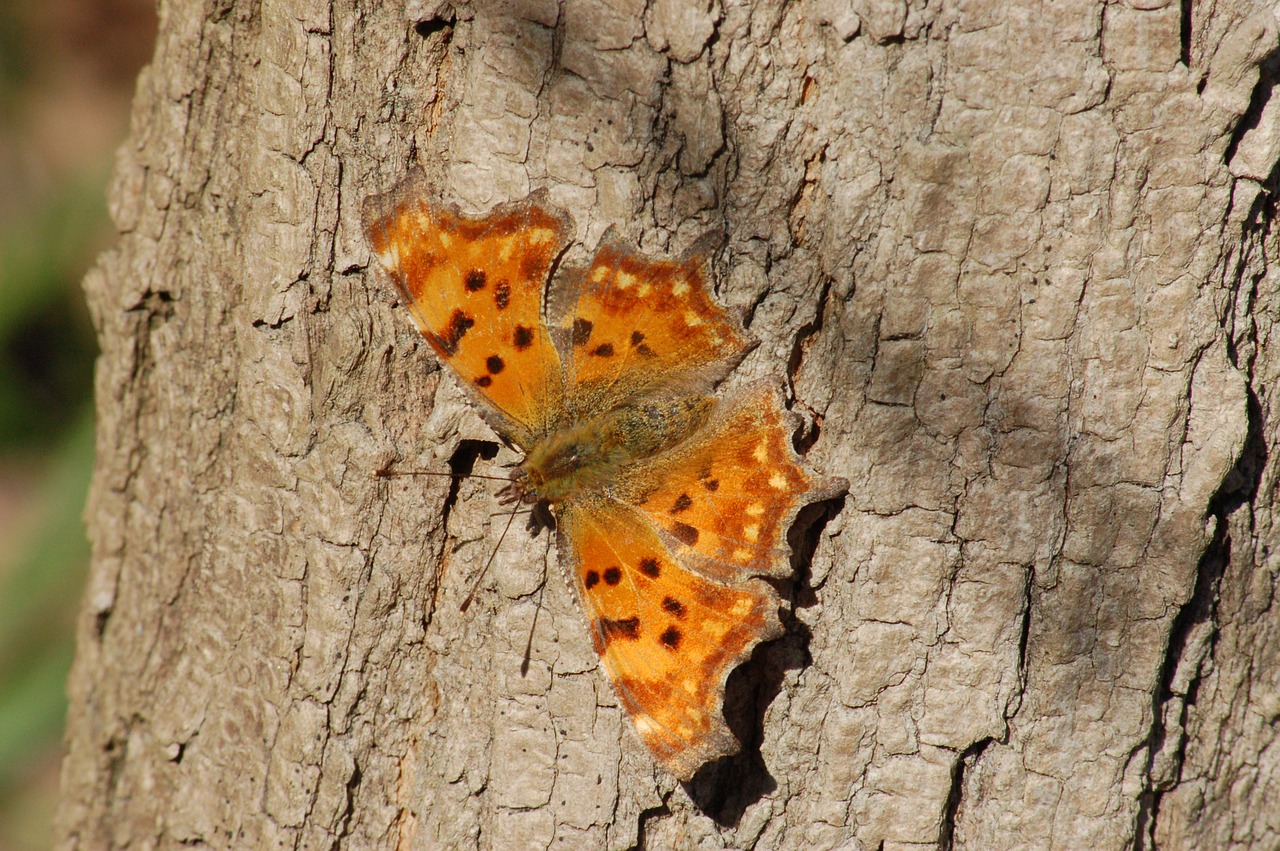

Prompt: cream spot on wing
[591,266,610,283]
[733,548,752,561]
[672,278,690,297]
[744,524,760,542]
[634,713,659,735]
[617,271,638,290]
[437,230,453,248]
[499,241,514,260]
[731,599,752,617]
[770,473,788,489]
[638,282,651,296]
[528,228,554,249]
[746,503,764,516]
[683,678,698,695]
[377,249,399,270]
[753,440,769,462]
[684,311,704,327]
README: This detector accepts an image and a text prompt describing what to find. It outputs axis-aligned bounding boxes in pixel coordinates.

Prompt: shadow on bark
[683,494,846,824]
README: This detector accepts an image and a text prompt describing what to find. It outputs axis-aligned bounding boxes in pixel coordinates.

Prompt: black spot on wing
[590,342,614,357]
[630,330,657,358]
[486,355,505,374]
[475,375,492,388]
[573,318,593,346]
[603,566,622,585]
[464,270,487,291]
[494,279,510,309]
[584,570,600,589]
[659,626,682,650]
[437,310,475,356]
[513,325,534,350]
[671,494,692,514]
[671,522,699,546]
[638,557,660,578]
[600,616,641,644]
[662,597,685,617]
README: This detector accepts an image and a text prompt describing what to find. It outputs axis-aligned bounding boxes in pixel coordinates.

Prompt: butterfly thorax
[510,395,716,503]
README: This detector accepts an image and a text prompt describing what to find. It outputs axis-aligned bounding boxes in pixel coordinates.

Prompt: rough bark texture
[57,0,1280,848]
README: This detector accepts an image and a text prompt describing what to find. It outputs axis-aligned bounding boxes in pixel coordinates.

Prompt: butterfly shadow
[681,492,848,824]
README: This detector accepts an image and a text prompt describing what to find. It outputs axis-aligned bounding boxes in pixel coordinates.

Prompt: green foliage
[0,166,107,847]
[0,408,93,849]
[0,172,106,448]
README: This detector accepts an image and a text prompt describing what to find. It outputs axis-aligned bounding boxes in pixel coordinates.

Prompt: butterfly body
[512,395,716,503]
[363,173,845,780]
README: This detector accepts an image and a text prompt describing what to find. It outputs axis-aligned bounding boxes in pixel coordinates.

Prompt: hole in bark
[1179,0,1192,67]
[413,8,454,40]
[440,439,501,530]
[634,799,673,847]
[789,493,848,600]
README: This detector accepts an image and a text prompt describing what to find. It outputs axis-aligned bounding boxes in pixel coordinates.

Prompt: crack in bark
[939,736,994,850]
[1223,47,1280,170]
[786,275,834,454]
[628,794,672,851]
[1138,280,1270,848]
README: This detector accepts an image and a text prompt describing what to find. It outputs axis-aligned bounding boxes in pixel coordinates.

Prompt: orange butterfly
[363,172,845,779]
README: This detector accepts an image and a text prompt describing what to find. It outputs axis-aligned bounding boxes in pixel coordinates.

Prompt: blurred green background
[0,1,153,848]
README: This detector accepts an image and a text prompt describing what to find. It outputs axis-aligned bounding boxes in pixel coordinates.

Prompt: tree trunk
[57,0,1280,848]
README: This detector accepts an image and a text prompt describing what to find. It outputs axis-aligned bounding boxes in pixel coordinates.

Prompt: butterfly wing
[553,233,756,418]
[559,383,846,778]
[616,381,847,584]
[557,496,783,780]
[363,173,571,448]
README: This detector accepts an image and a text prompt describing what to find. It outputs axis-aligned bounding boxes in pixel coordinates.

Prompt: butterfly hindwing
[613,381,840,584]
[363,173,571,447]
[557,497,783,780]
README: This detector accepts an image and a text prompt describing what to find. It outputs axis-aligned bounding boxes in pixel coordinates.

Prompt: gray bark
[57,0,1280,848]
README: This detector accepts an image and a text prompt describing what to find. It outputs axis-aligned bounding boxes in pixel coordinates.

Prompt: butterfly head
[509,423,608,504]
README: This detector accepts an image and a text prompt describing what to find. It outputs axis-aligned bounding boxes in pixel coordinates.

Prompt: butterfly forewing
[557,237,755,416]
[363,176,570,447]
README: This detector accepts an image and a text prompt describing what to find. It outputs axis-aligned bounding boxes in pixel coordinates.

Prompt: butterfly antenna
[459,504,522,613]
[373,468,511,483]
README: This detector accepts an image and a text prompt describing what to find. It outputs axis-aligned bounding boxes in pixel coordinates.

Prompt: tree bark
[57,0,1280,848]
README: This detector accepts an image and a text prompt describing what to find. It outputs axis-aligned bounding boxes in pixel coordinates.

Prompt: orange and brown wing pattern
[558,235,756,416]
[557,497,783,780]
[616,382,845,584]
[363,174,571,447]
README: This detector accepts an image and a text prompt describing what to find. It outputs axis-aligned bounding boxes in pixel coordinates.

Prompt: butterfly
[362,171,845,780]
